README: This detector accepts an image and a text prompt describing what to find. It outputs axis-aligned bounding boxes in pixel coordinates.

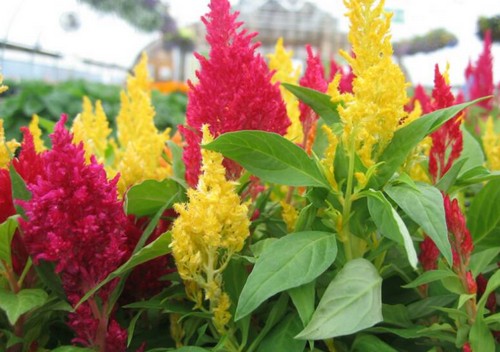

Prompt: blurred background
[1,0,500,137]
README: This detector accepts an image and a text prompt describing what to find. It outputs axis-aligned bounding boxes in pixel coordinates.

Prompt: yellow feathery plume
[0,119,19,169]
[483,116,500,170]
[280,200,299,232]
[28,115,46,153]
[268,38,304,143]
[0,73,7,94]
[72,97,111,163]
[111,53,171,193]
[170,125,250,333]
[321,124,339,189]
[330,0,409,167]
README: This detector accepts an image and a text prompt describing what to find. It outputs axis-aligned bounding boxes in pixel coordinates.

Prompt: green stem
[341,137,357,261]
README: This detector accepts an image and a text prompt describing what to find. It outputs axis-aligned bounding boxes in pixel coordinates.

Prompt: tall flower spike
[483,116,500,170]
[20,116,129,349]
[0,119,19,169]
[28,114,46,153]
[182,0,289,187]
[300,45,328,152]
[268,37,303,143]
[429,64,463,182]
[171,125,250,332]
[464,30,494,111]
[329,0,409,167]
[110,53,171,193]
[72,97,111,163]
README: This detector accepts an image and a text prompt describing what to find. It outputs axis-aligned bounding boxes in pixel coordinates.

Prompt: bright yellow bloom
[329,0,409,167]
[170,125,250,333]
[0,73,7,94]
[72,97,111,163]
[281,201,299,232]
[483,116,500,170]
[110,53,171,193]
[0,119,19,169]
[268,38,304,143]
[28,115,46,153]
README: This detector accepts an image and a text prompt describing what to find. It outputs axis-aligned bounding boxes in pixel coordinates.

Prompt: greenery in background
[393,28,458,57]
[0,79,187,140]
[477,15,500,42]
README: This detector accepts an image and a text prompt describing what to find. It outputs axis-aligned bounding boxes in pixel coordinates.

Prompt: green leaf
[403,270,457,288]
[167,140,187,188]
[0,216,19,267]
[435,158,467,192]
[352,334,398,352]
[235,231,337,321]
[468,179,500,248]
[470,247,500,277]
[470,315,495,352]
[296,258,382,340]
[407,294,456,320]
[457,126,485,177]
[385,182,452,265]
[282,83,341,125]
[258,313,306,352]
[288,281,315,326]
[368,98,487,189]
[365,190,418,269]
[173,348,211,352]
[203,131,330,188]
[9,165,31,215]
[369,324,456,343]
[0,288,48,325]
[125,179,184,217]
[381,304,413,328]
[76,231,171,308]
[51,347,94,352]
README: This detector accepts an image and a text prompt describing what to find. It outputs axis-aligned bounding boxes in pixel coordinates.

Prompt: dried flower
[182,0,289,187]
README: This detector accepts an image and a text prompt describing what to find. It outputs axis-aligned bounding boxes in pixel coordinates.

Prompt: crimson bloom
[181,0,289,187]
[19,115,128,350]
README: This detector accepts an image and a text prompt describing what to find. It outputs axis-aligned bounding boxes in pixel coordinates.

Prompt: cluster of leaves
[0,79,187,140]
[394,28,458,56]
[478,15,500,42]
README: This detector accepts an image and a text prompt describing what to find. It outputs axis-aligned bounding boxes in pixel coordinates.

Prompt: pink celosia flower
[329,56,354,94]
[429,65,463,181]
[299,45,328,147]
[476,274,497,313]
[0,168,15,223]
[464,30,494,111]
[182,0,289,187]
[12,127,44,185]
[411,84,432,114]
[19,115,128,349]
[419,236,440,271]
[443,196,473,269]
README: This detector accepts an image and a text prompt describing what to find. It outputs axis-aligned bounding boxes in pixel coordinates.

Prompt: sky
[1,0,500,86]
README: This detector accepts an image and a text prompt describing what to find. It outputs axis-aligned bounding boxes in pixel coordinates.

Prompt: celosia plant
[1,0,500,351]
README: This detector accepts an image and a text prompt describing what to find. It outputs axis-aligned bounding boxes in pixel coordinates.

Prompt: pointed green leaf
[468,179,500,248]
[125,179,184,217]
[0,216,19,267]
[288,281,315,326]
[402,269,457,288]
[9,165,30,215]
[259,313,306,352]
[470,315,495,352]
[352,334,398,352]
[0,288,48,325]
[282,83,341,125]
[365,190,418,269]
[203,131,330,188]
[385,182,452,265]
[368,98,488,189]
[235,231,337,321]
[296,258,382,340]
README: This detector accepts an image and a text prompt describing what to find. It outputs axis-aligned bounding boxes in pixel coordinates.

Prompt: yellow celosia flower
[0,119,19,169]
[280,201,299,232]
[483,116,500,170]
[321,124,339,189]
[0,73,7,94]
[28,114,46,153]
[268,38,304,143]
[170,125,250,333]
[110,53,171,193]
[329,0,409,167]
[72,97,111,163]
